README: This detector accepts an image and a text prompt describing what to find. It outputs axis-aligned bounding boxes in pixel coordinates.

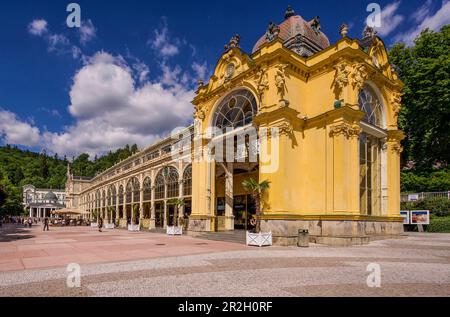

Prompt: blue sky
[0,0,449,158]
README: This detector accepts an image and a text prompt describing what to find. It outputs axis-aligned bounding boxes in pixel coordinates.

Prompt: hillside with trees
[0,144,139,216]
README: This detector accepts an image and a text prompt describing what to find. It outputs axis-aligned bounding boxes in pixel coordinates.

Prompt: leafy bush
[401,197,450,217]
[401,169,450,192]
[427,216,450,233]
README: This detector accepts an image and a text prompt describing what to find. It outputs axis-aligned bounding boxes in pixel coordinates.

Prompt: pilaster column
[386,130,405,217]
[122,188,127,221]
[149,170,156,229]
[115,189,119,224]
[328,121,361,214]
[164,184,168,229]
[225,163,234,230]
[139,187,144,225]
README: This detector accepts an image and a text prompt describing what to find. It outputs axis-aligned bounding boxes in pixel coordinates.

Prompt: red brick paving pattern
[0,224,246,272]
[1,225,450,297]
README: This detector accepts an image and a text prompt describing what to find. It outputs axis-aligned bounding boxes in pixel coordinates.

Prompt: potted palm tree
[90,210,99,228]
[128,204,141,232]
[166,198,185,235]
[242,178,272,247]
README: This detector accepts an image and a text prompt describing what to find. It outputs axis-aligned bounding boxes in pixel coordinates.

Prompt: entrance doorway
[155,202,164,228]
[167,205,176,227]
[233,195,256,231]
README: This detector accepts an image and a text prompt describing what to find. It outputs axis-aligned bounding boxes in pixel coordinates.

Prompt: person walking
[28,217,33,228]
[43,217,50,232]
[98,217,103,233]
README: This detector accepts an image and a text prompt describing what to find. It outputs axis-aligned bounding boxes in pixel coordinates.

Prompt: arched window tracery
[212,89,258,131]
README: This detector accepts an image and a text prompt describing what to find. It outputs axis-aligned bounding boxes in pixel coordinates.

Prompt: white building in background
[23,185,66,218]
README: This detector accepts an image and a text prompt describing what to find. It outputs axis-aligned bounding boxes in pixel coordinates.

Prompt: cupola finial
[285,5,296,20]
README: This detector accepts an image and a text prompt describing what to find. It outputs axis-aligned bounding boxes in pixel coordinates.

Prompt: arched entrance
[210,88,260,231]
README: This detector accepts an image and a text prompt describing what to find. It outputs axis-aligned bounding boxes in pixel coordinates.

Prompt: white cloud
[412,0,433,23]
[192,62,209,81]
[28,19,48,36]
[374,1,405,37]
[0,110,41,147]
[44,51,195,157]
[133,62,150,83]
[79,20,97,45]
[394,0,450,45]
[150,19,180,58]
[27,18,94,60]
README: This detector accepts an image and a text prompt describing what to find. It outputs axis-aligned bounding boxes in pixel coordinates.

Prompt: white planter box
[104,223,115,229]
[167,226,183,236]
[246,232,273,247]
[90,223,98,228]
[128,224,140,232]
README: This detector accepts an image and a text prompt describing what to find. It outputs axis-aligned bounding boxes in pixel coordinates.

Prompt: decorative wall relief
[391,91,403,118]
[275,64,289,107]
[351,63,370,92]
[333,62,350,101]
[255,68,269,105]
[194,106,206,121]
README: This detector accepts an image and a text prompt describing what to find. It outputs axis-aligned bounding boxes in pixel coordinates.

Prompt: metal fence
[401,191,450,202]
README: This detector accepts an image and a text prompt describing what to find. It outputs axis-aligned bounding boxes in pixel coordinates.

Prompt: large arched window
[118,185,124,204]
[359,85,383,128]
[155,172,165,200]
[183,165,192,197]
[111,186,117,205]
[213,89,258,131]
[166,167,179,198]
[143,177,152,201]
[131,178,140,203]
[95,190,100,209]
[359,84,385,216]
[126,181,132,204]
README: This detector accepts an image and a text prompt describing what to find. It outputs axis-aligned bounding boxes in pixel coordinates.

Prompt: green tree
[389,25,450,168]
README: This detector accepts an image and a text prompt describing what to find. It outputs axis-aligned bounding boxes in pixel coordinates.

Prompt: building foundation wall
[260,219,404,247]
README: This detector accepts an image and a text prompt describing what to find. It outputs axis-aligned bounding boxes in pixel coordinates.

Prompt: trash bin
[297,229,309,248]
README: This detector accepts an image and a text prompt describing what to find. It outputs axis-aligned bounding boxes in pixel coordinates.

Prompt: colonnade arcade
[82,164,193,229]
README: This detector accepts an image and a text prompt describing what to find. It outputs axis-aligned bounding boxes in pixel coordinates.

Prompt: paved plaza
[0,224,450,297]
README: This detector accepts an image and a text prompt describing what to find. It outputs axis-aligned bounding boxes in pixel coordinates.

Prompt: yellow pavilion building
[70,6,405,246]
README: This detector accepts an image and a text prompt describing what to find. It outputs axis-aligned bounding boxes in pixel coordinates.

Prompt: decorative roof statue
[265,22,281,42]
[339,23,349,38]
[224,34,241,51]
[362,25,377,39]
[284,5,296,20]
[311,16,321,35]
[197,79,205,89]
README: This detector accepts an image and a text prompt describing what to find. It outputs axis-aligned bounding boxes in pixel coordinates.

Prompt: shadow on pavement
[0,225,36,243]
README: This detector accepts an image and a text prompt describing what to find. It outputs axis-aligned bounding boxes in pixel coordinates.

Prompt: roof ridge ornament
[284,5,296,20]
[311,16,321,35]
[339,23,349,38]
[224,34,241,51]
[363,25,377,39]
[265,22,281,42]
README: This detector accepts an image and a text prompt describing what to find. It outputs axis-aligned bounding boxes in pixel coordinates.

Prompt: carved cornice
[329,123,362,139]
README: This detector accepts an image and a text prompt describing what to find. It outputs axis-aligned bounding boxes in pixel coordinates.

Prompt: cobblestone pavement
[0,224,449,297]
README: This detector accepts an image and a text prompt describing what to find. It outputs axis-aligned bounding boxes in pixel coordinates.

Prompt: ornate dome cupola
[252,6,330,57]
[44,191,58,203]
